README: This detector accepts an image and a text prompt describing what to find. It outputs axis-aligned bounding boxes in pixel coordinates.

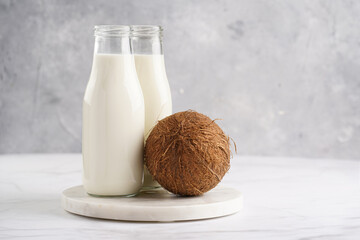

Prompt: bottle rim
[130,25,163,37]
[94,25,131,37]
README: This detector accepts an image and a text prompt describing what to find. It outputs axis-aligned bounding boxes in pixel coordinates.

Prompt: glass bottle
[82,25,144,196]
[131,25,172,189]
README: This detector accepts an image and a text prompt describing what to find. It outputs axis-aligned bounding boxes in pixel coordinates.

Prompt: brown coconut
[144,110,232,196]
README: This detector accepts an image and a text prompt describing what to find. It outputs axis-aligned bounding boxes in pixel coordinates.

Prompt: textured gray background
[0,0,359,159]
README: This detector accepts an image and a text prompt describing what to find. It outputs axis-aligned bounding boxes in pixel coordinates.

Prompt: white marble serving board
[62,185,242,222]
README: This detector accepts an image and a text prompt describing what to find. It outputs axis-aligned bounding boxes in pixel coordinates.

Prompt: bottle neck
[93,25,131,55]
[94,36,131,55]
[130,25,163,55]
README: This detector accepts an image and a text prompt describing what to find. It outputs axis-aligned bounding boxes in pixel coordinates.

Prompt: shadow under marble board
[62,185,242,222]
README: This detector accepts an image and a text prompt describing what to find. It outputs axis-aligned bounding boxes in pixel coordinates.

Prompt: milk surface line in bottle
[82,25,145,196]
[131,25,173,188]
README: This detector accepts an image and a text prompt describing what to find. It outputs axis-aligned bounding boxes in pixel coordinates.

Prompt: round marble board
[62,185,242,222]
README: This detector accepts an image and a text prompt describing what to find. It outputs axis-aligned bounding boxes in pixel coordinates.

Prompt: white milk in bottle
[131,25,172,188]
[82,26,144,196]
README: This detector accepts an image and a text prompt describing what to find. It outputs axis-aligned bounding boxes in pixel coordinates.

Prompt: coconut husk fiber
[144,110,231,196]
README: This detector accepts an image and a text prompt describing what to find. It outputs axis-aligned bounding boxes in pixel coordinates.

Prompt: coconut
[144,110,232,196]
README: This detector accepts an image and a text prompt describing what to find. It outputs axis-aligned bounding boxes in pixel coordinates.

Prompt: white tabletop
[1,154,359,239]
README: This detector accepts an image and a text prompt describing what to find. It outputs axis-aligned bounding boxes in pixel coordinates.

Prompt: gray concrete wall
[0,0,359,159]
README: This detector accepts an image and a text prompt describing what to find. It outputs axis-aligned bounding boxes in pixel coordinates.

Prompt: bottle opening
[94,25,131,37]
[130,25,163,37]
